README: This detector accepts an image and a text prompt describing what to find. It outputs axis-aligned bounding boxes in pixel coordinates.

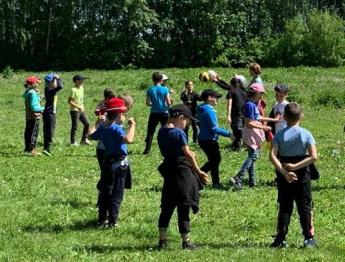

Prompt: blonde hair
[249,62,261,75]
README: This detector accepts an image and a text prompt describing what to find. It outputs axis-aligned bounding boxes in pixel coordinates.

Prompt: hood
[23,89,35,99]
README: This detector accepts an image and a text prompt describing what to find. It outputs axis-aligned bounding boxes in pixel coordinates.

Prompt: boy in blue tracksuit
[197,89,235,189]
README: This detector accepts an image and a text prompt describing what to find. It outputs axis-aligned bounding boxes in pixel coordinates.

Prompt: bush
[2,65,14,78]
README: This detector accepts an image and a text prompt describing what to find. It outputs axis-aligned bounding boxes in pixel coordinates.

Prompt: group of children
[22,66,318,249]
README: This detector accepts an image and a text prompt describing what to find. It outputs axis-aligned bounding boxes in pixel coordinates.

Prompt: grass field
[0,67,345,261]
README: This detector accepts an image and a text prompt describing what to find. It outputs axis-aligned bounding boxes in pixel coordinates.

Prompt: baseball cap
[248,83,266,93]
[201,89,222,101]
[45,72,57,83]
[274,83,289,93]
[26,76,41,85]
[106,98,128,113]
[162,74,169,81]
[234,74,246,86]
[73,74,87,82]
[169,104,198,122]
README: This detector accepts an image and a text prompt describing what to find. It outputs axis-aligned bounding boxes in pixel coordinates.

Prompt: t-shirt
[274,100,289,132]
[146,85,170,113]
[243,100,261,121]
[226,87,247,119]
[69,85,84,111]
[90,123,127,156]
[247,77,263,89]
[273,126,316,156]
[157,127,187,158]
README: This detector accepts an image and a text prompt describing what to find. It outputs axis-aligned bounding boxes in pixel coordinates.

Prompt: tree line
[1,0,345,71]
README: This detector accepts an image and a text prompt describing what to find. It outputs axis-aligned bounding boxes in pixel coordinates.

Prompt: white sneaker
[80,139,92,146]
[70,142,79,146]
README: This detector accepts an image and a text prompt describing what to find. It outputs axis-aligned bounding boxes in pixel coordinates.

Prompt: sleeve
[116,127,127,140]
[194,92,202,101]
[205,109,230,137]
[215,80,231,91]
[305,131,316,146]
[29,92,44,112]
[226,91,232,100]
[180,91,188,102]
[90,128,101,140]
[243,103,256,119]
[177,129,188,147]
[69,88,75,99]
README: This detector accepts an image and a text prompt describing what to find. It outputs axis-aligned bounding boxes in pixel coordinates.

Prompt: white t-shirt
[274,100,289,133]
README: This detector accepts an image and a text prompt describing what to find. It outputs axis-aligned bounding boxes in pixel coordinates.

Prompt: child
[117,93,134,111]
[180,80,202,142]
[230,83,278,189]
[143,72,171,154]
[68,74,91,146]
[90,97,135,227]
[157,104,209,250]
[23,76,44,155]
[226,76,247,151]
[248,62,266,122]
[269,102,318,248]
[197,89,235,189]
[42,73,63,156]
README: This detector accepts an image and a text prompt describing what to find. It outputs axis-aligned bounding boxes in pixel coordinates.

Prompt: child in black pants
[269,102,318,248]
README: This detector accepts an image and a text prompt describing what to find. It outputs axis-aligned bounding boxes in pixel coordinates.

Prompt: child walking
[68,74,91,146]
[90,97,135,227]
[42,73,63,156]
[157,104,209,250]
[180,80,202,142]
[230,83,278,189]
[23,76,44,155]
[269,102,318,248]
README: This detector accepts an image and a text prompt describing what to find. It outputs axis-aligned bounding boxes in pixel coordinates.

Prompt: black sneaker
[182,241,198,250]
[270,236,287,248]
[230,176,243,190]
[157,239,168,249]
[212,183,224,190]
[108,218,118,228]
[303,238,317,248]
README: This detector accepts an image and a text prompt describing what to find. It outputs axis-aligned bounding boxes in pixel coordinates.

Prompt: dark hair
[249,62,261,75]
[152,72,163,83]
[230,77,242,89]
[103,88,114,99]
[107,111,120,121]
[185,80,193,87]
[284,102,301,123]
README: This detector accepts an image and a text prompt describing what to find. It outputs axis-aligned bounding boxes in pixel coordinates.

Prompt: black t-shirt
[226,87,247,119]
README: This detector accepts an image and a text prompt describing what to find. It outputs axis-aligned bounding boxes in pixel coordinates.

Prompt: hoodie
[23,89,44,120]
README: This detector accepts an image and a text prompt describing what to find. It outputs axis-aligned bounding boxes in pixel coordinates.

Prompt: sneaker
[142,150,150,155]
[96,220,108,228]
[182,240,198,250]
[157,239,169,249]
[212,183,224,190]
[108,218,118,228]
[80,139,92,146]
[70,142,79,146]
[270,236,287,248]
[29,149,41,155]
[42,150,52,156]
[303,238,317,248]
[230,176,243,190]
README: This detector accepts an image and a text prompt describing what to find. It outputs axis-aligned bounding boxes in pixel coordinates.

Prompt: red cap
[26,76,41,85]
[106,98,127,113]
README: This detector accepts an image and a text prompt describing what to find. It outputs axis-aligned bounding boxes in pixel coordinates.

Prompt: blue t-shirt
[272,126,316,156]
[146,85,170,113]
[90,123,127,156]
[157,127,187,158]
[243,100,261,121]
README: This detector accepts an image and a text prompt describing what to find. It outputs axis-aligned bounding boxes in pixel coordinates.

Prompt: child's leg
[70,111,79,144]
[108,169,126,224]
[30,119,40,151]
[177,204,190,237]
[144,113,160,153]
[231,118,243,149]
[24,120,34,152]
[191,120,198,143]
[97,192,108,222]
[158,113,169,126]
[184,124,190,142]
[43,113,55,151]
[198,140,221,185]
[236,146,259,183]
[96,148,106,170]
[79,112,90,142]
[158,201,177,239]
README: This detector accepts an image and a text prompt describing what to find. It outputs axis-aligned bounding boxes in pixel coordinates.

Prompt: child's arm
[245,118,272,132]
[269,143,298,183]
[68,97,84,111]
[165,94,172,107]
[182,145,209,183]
[283,144,318,171]
[227,98,232,123]
[122,118,136,143]
[146,96,151,106]
[260,115,280,123]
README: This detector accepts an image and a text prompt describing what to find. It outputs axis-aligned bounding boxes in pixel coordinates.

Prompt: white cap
[235,74,246,86]
[162,74,168,81]
[208,70,217,77]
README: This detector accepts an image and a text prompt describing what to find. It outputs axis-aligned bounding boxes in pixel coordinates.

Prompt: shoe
[29,149,41,155]
[270,236,287,248]
[157,239,168,249]
[230,176,243,190]
[108,218,118,228]
[142,150,150,155]
[70,142,79,146]
[249,184,257,188]
[96,220,108,228]
[42,150,52,156]
[212,183,224,189]
[182,240,198,250]
[303,238,317,248]
[81,139,92,146]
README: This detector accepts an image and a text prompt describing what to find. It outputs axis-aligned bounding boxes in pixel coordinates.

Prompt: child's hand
[128,117,135,126]
[198,171,210,183]
[230,134,236,141]
[263,126,271,132]
[227,116,232,123]
[284,171,298,183]
[79,105,85,112]
[283,163,297,171]
[169,89,176,95]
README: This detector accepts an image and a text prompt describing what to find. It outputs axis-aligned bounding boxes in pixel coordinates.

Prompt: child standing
[269,102,318,248]
[157,104,209,250]
[23,76,44,155]
[90,97,135,227]
[42,73,63,156]
[230,83,278,189]
[143,72,171,154]
[180,80,202,142]
[68,74,91,146]
[197,89,235,189]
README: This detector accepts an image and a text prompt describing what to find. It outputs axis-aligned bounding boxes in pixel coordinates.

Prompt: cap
[274,83,289,93]
[169,104,198,122]
[234,74,246,86]
[106,98,128,113]
[73,74,87,82]
[162,74,169,81]
[200,89,222,101]
[26,76,41,85]
[44,72,57,83]
[248,83,266,93]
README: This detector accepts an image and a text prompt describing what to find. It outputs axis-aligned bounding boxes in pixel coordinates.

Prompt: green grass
[0,67,345,261]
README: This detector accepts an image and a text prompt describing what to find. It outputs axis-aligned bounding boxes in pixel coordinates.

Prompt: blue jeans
[236,146,259,186]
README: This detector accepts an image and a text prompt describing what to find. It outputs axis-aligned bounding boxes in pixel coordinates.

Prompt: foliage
[2,65,15,78]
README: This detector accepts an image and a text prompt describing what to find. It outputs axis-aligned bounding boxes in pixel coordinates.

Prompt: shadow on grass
[22,219,100,233]
[73,243,158,253]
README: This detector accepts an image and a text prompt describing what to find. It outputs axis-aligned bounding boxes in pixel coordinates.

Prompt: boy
[143,72,171,154]
[157,104,209,250]
[180,80,202,142]
[23,76,44,155]
[68,74,91,146]
[269,102,318,248]
[90,97,135,227]
[197,89,235,189]
[42,73,63,156]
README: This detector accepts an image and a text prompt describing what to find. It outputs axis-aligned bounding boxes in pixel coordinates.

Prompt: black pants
[24,119,40,152]
[144,112,169,152]
[158,202,190,234]
[43,112,56,151]
[70,111,90,144]
[96,148,106,170]
[198,139,221,185]
[184,120,198,142]
[231,117,244,149]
